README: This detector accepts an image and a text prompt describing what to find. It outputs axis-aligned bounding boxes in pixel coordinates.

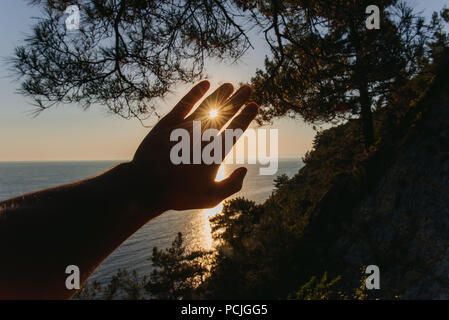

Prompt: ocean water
[0,159,303,285]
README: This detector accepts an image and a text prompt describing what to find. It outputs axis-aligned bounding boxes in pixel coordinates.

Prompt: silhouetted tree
[12,0,252,122]
[146,232,213,299]
[12,0,448,143]
[75,232,212,299]
[249,0,448,150]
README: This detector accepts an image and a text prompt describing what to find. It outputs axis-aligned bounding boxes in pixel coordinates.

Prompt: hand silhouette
[132,80,258,211]
[0,80,258,299]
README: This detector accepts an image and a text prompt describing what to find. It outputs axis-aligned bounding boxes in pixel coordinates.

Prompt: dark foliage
[77,52,449,300]
[249,0,449,149]
[75,232,212,299]
[12,0,447,136]
[202,53,449,299]
[12,0,252,121]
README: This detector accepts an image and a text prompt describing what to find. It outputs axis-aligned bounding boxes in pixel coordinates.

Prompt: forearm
[0,81,255,299]
[0,162,164,299]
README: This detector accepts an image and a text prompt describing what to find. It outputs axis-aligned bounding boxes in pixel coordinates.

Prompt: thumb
[215,167,248,200]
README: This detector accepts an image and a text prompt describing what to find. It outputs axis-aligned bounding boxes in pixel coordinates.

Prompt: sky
[0,0,447,161]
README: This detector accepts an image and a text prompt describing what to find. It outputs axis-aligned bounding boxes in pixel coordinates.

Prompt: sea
[0,159,303,285]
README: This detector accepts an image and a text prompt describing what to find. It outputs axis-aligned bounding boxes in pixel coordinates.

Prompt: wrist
[107,162,169,217]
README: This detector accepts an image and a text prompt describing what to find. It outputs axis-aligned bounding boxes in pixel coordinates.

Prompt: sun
[209,109,218,119]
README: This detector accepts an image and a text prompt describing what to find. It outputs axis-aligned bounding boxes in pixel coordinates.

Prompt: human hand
[131,80,258,211]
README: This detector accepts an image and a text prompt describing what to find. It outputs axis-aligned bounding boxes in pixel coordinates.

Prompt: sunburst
[209,109,218,119]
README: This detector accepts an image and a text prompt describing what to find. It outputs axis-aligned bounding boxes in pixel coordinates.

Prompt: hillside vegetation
[76,51,449,300]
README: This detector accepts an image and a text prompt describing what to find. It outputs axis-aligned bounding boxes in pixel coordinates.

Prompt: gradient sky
[0,0,447,161]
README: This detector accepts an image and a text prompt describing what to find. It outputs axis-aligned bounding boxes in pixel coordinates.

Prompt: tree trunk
[359,83,375,151]
[350,23,375,152]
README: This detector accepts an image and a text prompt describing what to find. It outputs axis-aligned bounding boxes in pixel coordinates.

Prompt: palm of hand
[133,81,258,211]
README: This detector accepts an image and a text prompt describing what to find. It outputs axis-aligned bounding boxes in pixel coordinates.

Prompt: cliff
[291,52,449,299]
[203,55,449,299]
[325,79,449,299]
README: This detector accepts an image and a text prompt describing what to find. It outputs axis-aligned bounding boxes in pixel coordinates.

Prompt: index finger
[168,80,210,121]
[186,83,234,123]
[221,102,258,159]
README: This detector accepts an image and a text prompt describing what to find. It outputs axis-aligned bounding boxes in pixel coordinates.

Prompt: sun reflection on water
[201,164,226,249]
[203,164,225,217]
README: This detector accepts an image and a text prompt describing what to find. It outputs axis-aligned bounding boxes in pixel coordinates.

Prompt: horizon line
[0,155,303,163]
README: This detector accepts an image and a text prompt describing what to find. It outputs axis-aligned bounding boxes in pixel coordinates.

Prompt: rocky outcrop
[326,82,449,299]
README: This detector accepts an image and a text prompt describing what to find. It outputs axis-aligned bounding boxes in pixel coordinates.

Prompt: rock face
[327,89,449,299]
